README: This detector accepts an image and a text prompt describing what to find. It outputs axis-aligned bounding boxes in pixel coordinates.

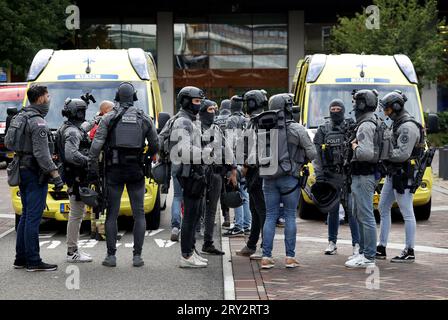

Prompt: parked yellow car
[12,48,164,229]
[291,53,435,220]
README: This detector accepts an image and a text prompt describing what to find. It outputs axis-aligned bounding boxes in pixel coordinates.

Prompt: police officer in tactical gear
[313,99,360,257]
[199,99,237,255]
[8,85,62,272]
[345,89,380,269]
[223,95,251,237]
[377,90,422,263]
[168,86,211,268]
[236,89,268,259]
[57,98,93,263]
[88,82,159,268]
[214,99,232,227]
[259,93,316,269]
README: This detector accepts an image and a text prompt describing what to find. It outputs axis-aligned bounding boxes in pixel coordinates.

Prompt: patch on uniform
[402,127,409,134]
[122,115,137,123]
[39,129,47,138]
[357,132,365,141]
[37,121,47,127]
[400,134,409,144]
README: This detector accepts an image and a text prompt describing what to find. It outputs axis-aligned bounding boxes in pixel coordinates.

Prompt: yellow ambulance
[291,53,436,220]
[11,48,164,229]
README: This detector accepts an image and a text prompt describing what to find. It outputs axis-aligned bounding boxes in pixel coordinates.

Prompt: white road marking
[39,240,61,249]
[0,213,14,219]
[78,240,98,248]
[147,229,164,237]
[431,206,448,212]
[125,242,134,248]
[221,211,235,300]
[39,232,57,239]
[0,227,15,239]
[271,235,448,255]
[154,239,176,248]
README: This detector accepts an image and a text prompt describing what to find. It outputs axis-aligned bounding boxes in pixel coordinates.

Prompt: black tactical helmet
[268,93,294,114]
[200,99,217,112]
[230,95,244,113]
[62,98,88,120]
[243,89,268,114]
[150,161,168,185]
[115,82,138,104]
[310,181,340,213]
[176,86,205,113]
[379,90,407,113]
[79,187,99,208]
[220,99,231,112]
[352,89,378,112]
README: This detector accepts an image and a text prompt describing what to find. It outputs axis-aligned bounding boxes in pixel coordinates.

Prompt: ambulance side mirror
[426,113,439,134]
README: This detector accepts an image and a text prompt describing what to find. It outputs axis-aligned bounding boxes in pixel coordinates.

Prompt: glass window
[307,84,422,128]
[174,24,208,55]
[121,24,157,55]
[175,55,209,69]
[25,81,149,129]
[209,55,252,69]
[253,55,287,68]
[253,24,287,55]
[208,24,252,55]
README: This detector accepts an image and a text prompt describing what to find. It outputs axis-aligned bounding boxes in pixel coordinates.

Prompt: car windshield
[0,100,23,122]
[306,84,422,128]
[25,81,149,129]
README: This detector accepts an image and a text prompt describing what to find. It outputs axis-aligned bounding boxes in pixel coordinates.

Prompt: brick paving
[229,153,448,300]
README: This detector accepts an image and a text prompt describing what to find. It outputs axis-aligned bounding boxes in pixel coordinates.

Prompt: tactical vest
[254,109,305,179]
[214,114,230,133]
[320,122,345,171]
[4,110,40,154]
[56,122,91,185]
[107,107,145,166]
[392,115,425,161]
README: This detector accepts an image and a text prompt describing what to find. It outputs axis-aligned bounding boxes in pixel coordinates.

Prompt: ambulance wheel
[146,188,161,230]
[414,199,431,221]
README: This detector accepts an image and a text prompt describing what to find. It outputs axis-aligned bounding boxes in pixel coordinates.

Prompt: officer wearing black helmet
[236,89,268,260]
[377,90,422,263]
[223,95,251,237]
[312,99,360,257]
[88,82,159,268]
[258,93,316,269]
[168,86,210,268]
[56,97,93,263]
[214,99,232,227]
[198,99,237,255]
[344,89,380,269]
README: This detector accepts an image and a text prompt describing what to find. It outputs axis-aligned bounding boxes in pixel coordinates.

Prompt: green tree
[0,0,72,78]
[330,0,447,88]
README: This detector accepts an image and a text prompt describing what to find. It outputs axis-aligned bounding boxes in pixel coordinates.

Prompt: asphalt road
[0,170,224,300]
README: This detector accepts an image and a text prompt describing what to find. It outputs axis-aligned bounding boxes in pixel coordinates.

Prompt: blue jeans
[379,176,416,249]
[171,168,183,229]
[351,174,377,260]
[16,169,48,266]
[234,184,251,230]
[262,175,301,258]
[327,193,360,246]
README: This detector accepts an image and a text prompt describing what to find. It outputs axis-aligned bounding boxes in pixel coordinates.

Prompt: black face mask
[75,109,86,122]
[200,111,215,127]
[330,111,344,124]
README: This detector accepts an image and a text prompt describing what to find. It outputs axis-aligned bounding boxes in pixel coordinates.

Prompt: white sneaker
[67,250,93,263]
[345,255,375,268]
[193,249,208,263]
[179,255,207,268]
[324,241,337,255]
[250,248,263,260]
